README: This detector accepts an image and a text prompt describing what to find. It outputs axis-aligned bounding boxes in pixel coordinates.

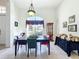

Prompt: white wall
[37,8,58,36]
[0,0,19,47]
[0,0,58,47]
[5,1,10,47]
[0,0,20,47]
[10,0,19,47]
[0,0,10,47]
[0,16,6,44]
[15,7,58,37]
[14,8,27,34]
[58,0,79,36]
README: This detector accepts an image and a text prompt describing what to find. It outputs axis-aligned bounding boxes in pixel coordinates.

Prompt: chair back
[14,36,19,45]
[27,38,37,48]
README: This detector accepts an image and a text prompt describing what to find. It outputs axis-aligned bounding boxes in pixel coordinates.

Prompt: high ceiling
[13,0,64,9]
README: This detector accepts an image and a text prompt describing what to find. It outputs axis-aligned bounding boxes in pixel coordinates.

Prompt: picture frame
[69,15,75,23]
[63,22,67,28]
[15,21,18,27]
[68,24,77,32]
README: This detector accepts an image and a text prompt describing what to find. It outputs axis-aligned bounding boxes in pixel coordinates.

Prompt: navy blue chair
[14,35,27,51]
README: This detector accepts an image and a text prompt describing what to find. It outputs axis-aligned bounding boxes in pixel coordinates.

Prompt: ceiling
[13,0,64,9]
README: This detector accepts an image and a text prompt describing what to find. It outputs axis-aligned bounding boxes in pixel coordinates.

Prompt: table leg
[15,43,17,56]
[48,41,50,55]
[78,50,79,56]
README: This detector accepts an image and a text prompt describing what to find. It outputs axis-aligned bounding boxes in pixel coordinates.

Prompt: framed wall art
[69,15,75,23]
[63,22,67,28]
[15,21,18,27]
[68,24,77,32]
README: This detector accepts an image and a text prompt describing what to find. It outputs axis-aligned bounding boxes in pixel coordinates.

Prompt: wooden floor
[0,42,79,59]
[0,45,5,50]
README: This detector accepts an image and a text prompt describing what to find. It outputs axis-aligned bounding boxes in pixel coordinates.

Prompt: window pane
[2,6,6,13]
[0,6,6,14]
[0,6,1,13]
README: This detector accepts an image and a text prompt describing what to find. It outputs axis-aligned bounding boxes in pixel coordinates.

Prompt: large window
[26,16,44,37]
[0,6,6,15]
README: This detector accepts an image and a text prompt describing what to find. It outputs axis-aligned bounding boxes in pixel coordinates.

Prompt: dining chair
[40,35,50,51]
[14,36,19,50]
[27,38,37,57]
[14,35,27,51]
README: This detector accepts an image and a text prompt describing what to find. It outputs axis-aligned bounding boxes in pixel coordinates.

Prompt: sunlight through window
[0,6,6,15]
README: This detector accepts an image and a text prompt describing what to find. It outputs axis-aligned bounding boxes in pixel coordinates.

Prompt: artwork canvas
[68,24,77,32]
[69,15,75,23]
[15,21,18,27]
[63,22,67,28]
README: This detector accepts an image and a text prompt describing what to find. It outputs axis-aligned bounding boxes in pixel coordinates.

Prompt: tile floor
[0,42,79,59]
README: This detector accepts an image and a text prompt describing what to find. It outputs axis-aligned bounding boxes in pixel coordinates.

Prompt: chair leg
[27,48,29,57]
[18,44,19,50]
[25,45,27,51]
[40,43,41,52]
[35,48,37,57]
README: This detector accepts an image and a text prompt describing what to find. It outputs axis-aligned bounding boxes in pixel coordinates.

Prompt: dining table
[14,36,50,56]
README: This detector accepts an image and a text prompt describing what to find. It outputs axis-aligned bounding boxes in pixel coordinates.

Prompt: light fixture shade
[28,10,36,16]
[27,3,36,16]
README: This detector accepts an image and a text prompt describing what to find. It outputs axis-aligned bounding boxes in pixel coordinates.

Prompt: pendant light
[27,0,36,16]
